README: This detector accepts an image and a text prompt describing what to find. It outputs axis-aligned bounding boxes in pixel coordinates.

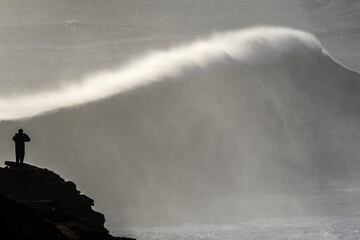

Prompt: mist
[1,26,360,226]
[0,27,324,121]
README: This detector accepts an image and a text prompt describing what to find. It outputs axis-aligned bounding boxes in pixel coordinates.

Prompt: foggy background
[1,0,360,230]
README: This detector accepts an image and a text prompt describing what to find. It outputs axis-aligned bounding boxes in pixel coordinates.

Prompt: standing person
[12,129,31,165]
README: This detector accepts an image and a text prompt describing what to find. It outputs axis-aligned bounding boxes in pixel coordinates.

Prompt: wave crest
[0,27,328,121]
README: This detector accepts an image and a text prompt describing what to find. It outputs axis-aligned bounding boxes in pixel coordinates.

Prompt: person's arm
[24,134,31,142]
[12,135,16,141]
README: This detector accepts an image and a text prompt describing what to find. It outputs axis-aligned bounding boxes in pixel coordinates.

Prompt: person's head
[18,129,23,133]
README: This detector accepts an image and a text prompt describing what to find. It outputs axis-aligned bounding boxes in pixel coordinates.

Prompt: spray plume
[0,27,325,121]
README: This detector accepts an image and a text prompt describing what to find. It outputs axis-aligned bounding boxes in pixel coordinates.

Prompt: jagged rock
[0,161,133,240]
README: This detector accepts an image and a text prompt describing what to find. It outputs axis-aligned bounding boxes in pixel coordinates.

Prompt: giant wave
[1,26,360,226]
[0,27,330,121]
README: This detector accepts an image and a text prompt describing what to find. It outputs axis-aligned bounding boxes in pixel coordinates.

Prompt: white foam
[0,27,325,121]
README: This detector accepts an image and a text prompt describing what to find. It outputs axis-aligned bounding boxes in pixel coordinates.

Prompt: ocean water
[117,217,360,240]
[112,192,360,239]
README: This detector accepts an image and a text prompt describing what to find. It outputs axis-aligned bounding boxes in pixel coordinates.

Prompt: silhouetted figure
[12,129,31,165]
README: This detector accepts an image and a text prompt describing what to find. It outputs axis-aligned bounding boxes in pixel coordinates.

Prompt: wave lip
[0,27,329,121]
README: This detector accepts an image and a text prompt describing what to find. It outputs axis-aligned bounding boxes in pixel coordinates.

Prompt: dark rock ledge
[0,161,133,240]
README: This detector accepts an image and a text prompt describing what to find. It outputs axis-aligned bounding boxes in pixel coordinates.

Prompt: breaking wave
[0,27,329,121]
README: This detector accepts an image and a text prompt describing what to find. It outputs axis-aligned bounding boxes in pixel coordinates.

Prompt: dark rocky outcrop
[0,161,132,240]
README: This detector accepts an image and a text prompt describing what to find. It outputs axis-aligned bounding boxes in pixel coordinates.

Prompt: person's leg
[20,154,24,164]
[15,154,19,164]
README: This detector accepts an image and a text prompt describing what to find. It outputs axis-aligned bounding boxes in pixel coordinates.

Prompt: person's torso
[14,133,28,144]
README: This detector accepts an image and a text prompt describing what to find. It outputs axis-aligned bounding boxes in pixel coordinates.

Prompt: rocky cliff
[0,161,132,240]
